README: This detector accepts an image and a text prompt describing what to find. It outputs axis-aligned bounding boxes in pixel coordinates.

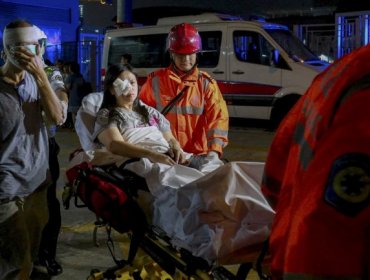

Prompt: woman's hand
[168,145,187,164]
[162,131,187,164]
[147,151,176,166]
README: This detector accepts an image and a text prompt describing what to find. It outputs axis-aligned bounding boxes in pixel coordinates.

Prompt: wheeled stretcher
[63,158,271,280]
[63,91,273,279]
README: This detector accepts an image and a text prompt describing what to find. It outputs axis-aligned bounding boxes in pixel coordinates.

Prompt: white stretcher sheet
[125,159,274,262]
[71,126,274,262]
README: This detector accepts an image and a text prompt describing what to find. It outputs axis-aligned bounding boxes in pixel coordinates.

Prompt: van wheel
[270,95,301,129]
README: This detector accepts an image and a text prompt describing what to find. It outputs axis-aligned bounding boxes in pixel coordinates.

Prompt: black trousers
[38,137,62,261]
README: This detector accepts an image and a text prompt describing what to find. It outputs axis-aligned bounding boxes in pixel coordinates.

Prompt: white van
[102,13,328,124]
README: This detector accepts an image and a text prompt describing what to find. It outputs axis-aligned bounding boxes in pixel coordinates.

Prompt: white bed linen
[70,126,274,262]
[125,159,274,262]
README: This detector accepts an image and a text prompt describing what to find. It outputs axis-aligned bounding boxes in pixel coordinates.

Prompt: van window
[265,29,319,62]
[108,34,169,68]
[198,31,222,68]
[108,31,222,69]
[233,30,274,66]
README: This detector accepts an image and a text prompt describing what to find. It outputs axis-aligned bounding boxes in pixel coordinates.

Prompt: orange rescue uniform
[262,45,370,279]
[140,66,229,156]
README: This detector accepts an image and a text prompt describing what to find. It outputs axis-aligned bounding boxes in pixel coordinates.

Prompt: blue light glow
[337,16,342,58]
[365,14,369,45]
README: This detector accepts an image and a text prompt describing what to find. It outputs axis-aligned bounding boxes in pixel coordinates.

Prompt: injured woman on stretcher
[72,64,274,264]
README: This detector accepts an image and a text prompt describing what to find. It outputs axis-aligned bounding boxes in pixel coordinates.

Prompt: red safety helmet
[167,23,202,54]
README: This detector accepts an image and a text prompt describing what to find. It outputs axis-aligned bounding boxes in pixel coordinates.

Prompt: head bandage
[33,25,47,58]
[3,25,46,67]
[34,26,47,40]
[3,26,39,68]
[113,78,133,97]
[3,26,41,48]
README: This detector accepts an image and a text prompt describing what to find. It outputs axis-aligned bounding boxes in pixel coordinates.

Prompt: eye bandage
[22,44,37,55]
[113,78,133,97]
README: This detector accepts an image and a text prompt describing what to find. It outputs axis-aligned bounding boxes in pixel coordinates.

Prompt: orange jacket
[139,65,229,156]
[262,45,370,279]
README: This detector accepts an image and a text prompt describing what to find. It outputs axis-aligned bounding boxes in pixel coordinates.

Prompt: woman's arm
[98,126,176,166]
[142,103,186,164]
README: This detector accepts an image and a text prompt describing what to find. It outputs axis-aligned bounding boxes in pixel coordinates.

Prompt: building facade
[0,0,80,63]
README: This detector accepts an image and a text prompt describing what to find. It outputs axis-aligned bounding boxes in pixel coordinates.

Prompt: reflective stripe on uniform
[151,76,163,111]
[208,138,226,147]
[293,75,370,171]
[202,75,209,92]
[207,128,228,138]
[167,105,204,115]
[293,122,314,170]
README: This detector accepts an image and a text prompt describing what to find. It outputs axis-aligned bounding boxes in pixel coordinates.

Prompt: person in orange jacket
[140,23,229,168]
[261,44,370,279]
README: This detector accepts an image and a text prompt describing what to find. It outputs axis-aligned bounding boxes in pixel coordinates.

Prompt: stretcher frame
[64,162,271,280]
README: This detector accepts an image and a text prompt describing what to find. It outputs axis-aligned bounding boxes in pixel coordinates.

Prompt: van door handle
[232,70,244,74]
[212,70,224,74]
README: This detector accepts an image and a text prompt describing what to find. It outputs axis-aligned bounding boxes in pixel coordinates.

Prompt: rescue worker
[262,44,370,279]
[139,23,229,168]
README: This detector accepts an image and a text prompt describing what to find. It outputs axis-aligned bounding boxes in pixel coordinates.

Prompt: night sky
[133,0,319,17]
[83,0,370,28]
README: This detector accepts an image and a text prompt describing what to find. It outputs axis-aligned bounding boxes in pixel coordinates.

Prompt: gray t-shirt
[94,100,170,139]
[0,71,50,199]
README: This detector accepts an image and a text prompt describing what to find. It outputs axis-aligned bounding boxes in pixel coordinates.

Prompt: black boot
[39,258,63,276]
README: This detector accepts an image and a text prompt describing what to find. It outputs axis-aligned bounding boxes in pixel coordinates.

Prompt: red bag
[66,162,147,233]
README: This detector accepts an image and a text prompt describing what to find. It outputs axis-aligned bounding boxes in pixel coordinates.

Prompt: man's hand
[10,46,44,74]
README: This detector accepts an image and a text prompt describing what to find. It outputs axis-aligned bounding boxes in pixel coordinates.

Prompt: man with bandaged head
[0,19,64,279]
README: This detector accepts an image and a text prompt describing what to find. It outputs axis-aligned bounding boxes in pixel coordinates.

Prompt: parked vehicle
[102,13,329,124]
